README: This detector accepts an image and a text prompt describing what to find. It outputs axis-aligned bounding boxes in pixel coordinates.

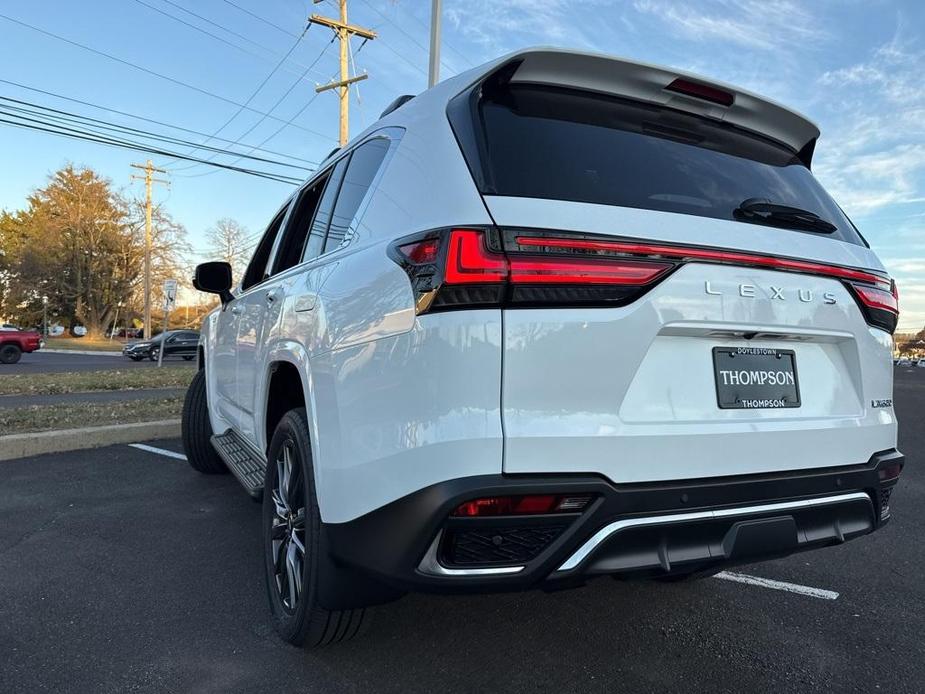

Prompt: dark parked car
[123,330,199,362]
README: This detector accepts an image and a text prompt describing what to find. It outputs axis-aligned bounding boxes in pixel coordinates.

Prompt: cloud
[630,0,826,51]
[444,0,604,53]
[813,38,925,218]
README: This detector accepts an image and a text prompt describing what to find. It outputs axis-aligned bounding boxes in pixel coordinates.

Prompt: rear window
[454,84,864,246]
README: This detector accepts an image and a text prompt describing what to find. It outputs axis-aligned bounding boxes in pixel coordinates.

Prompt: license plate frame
[712,347,801,410]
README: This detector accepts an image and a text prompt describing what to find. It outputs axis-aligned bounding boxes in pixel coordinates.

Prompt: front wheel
[263,409,367,647]
[0,344,22,364]
[149,349,159,361]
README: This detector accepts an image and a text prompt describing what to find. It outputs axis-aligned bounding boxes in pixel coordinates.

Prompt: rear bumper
[324,449,902,600]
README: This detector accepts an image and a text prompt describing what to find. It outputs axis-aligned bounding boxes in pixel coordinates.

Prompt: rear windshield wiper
[734,197,837,233]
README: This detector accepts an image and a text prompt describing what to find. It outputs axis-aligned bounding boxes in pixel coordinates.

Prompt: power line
[167,34,335,172]
[0,96,316,170]
[222,0,301,38]
[0,115,302,184]
[0,12,335,142]
[132,0,331,83]
[0,78,318,164]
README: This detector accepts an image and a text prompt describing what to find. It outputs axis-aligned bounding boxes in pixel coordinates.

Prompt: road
[9,350,195,374]
[1,369,923,693]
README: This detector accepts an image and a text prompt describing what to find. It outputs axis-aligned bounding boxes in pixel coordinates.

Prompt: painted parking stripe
[128,443,187,461]
[714,571,839,600]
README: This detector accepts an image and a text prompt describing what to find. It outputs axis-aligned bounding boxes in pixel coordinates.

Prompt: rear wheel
[263,408,367,647]
[0,344,22,364]
[181,369,227,474]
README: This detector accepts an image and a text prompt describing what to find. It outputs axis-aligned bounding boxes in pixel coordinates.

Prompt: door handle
[230,304,243,315]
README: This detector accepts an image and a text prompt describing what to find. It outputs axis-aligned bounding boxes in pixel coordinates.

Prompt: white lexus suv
[184,48,904,647]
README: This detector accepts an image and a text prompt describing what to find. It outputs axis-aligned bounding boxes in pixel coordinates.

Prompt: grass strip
[0,366,194,397]
[0,396,183,435]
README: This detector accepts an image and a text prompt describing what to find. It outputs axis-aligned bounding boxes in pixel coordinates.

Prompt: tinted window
[301,158,347,262]
[324,138,390,252]
[241,204,289,290]
[463,85,863,245]
[273,172,329,273]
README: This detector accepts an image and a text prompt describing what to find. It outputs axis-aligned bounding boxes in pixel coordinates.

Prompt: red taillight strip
[508,257,672,285]
[515,236,890,291]
[851,284,899,313]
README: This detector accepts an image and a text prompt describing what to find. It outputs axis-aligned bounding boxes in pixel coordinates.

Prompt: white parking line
[714,571,839,600]
[128,443,187,461]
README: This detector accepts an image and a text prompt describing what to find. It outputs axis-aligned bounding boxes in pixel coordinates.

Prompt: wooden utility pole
[130,160,168,339]
[428,0,442,88]
[310,0,376,146]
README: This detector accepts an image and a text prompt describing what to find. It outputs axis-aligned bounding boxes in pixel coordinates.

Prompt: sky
[0,0,923,330]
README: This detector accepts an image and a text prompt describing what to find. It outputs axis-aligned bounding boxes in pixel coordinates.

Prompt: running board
[211,431,266,498]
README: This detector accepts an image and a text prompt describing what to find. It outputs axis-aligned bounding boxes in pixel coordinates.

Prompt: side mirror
[193,262,233,305]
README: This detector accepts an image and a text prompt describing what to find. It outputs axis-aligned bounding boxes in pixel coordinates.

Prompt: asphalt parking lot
[2,370,924,693]
[9,350,196,374]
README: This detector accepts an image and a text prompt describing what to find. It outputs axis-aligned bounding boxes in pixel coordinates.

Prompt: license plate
[712,347,800,409]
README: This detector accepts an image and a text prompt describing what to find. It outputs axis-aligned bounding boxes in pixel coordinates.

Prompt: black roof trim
[380,94,415,119]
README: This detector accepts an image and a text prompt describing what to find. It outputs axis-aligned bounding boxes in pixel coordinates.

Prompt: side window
[241,203,289,290]
[324,138,390,253]
[272,172,330,274]
[301,158,348,262]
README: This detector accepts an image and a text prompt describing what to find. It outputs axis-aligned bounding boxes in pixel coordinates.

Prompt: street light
[42,295,48,337]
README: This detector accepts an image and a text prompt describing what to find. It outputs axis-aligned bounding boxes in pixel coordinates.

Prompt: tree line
[0,164,254,338]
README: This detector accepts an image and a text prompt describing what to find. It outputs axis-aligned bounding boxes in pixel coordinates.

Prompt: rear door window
[453,84,865,245]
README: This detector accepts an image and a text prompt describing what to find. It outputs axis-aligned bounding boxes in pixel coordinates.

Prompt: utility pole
[428,0,442,88]
[310,0,376,147]
[130,160,168,339]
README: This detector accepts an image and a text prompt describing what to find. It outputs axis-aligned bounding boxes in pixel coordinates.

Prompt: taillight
[847,280,899,333]
[390,228,676,313]
[665,78,735,107]
[451,494,593,517]
[390,228,897,332]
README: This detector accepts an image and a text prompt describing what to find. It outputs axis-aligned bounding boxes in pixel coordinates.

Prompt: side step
[211,431,266,498]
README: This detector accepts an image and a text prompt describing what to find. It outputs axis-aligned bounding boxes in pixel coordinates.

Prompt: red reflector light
[444,229,508,284]
[398,238,440,264]
[665,78,734,107]
[451,494,591,517]
[878,463,902,482]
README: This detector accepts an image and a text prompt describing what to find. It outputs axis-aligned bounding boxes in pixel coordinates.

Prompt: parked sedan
[123,330,199,362]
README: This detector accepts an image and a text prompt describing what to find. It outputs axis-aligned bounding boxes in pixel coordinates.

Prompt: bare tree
[204,218,250,282]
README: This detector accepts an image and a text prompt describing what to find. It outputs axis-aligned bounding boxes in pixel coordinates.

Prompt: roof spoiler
[485,49,821,167]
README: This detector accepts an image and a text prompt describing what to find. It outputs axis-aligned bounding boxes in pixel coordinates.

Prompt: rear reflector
[665,78,735,107]
[451,494,593,517]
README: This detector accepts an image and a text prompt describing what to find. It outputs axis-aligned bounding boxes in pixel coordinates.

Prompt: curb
[0,419,181,461]
[41,349,124,356]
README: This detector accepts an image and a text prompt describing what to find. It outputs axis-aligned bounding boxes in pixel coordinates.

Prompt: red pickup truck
[0,329,44,364]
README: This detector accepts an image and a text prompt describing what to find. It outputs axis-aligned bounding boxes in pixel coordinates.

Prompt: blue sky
[1,0,923,329]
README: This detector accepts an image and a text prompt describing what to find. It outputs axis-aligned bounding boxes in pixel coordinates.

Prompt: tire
[0,344,22,364]
[149,349,158,361]
[181,369,227,474]
[263,408,367,647]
